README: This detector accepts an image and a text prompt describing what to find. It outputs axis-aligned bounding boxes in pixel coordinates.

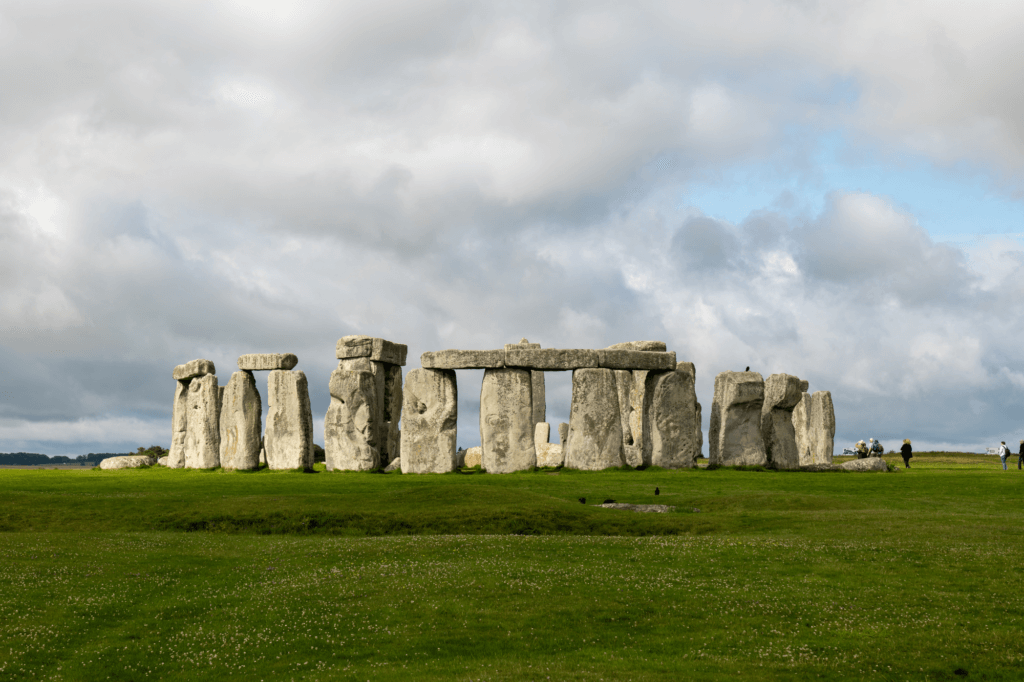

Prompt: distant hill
[0,452,130,465]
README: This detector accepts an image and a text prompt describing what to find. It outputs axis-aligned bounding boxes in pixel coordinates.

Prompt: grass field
[1,452,1021,681]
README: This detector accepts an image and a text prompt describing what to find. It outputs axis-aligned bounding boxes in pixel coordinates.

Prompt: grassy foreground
[1,453,1021,681]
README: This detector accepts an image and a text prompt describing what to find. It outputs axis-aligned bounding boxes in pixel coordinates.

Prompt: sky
[1,0,1022,456]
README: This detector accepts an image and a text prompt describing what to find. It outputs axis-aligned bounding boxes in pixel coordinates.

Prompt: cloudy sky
[1,0,1022,456]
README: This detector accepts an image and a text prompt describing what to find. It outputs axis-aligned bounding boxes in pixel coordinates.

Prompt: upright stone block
[184,374,221,469]
[480,368,536,473]
[761,374,805,470]
[265,370,314,470]
[324,369,379,471]
[695,401,703,457]
[558,422,569,449]
[219,371,262,470]
[531,371,546,427]
[613,370,634,448]
[534,422,550,448]
[168,380,189,468]
[809,391,835,465]
[564,368,625,470]
[628,370,649,454]
[336,335,407,366]
[793,392,813,465]
[642,362,699,468]
[401,369,458,473]
[709,371,766,467]
[383,365,403,465]
[173,358,215,381]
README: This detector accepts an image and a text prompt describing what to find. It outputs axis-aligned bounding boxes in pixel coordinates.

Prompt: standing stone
[531,371,546,428]
[324,369,379,471]
[761,374,805,470]
[793,391,813,465]
[265,370,314,470]
[400,369,458,474]
[383,365,403,465]
[695,401,703,457]
[184,374,221,469]
[613,370,634,449]
[564,368,625,470]
[339,357,386,461]
[534,422,550,447]
[168,380,189,469]
[464,446,482,468]
[629,370,649,454]
[709,371,766,467]
[558,422,569,449]
[219,371,262,470]
[480,368,536,473]
[809,391,835,465]
[535,422,564,467]
[642,362,699,468]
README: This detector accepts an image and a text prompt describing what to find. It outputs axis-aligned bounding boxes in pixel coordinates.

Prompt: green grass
[1,452,1021,680]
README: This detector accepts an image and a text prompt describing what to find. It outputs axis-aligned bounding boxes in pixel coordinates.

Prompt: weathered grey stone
[339,359,388,463]
[564,368,625,470]
[421,349,505,369]
[597,503,675,513]
[184,374,221,469]
[536,443,565,467]
[336,335,407,366]
[338,357,373,371]
[531,371,546,427]
[761,374,805,470]
[219,371,262,470]
[642,362,699,468]
[708,371,766,467]
[838,457,887,472]
[400,369,458,473]
[265,370,314,470]
[504,338,540,351]
[695,401,703,457]
[623,445,642,468]
[558,422,569,449]
[505,348,600,371]
[534,422,550,449]
[793,392,813,465]
[168,380,189,469]
[259,443,266,466]
[598,350,677,371]
[157,455,168,467]
[100,455,156,470]
[384,457,402,472]
[237,353,298,371]
[324,369,379,471]
[480,368,536,473]
[605,341,667,352]
[173,359,215,381]
[809,391,835,465]
[383,365,403,465]
[614,370,634,449]
[464,446,482,468]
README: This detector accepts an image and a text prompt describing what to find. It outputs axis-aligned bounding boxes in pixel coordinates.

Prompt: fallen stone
[480,368,536,473]
[564,368,625,470]
[173,358,216,381]
[605,341,668,352]
[838,457,888,472]
[420,349,505,369]
[336,335,407,366]
[265,370,314,470]
[598,350,676,371]
[157,455,168,466]
[623,445,642,468]
[384,457,401,472]
[643,362,699,468]
[597,503,675,513]
[505,348,600,371]
[809,391,835,465]
[536,442,564,467]
[324,369,379,471]
[761,374,805,470]
[219,371,263,470]
[100,455,156,470]
[709,371,766,467]
[464,446,482,468]
[237,353,298,371]
[558,422,569,449]
[168,380,189,469]
[400,368,458,473]
[184,374,221,469]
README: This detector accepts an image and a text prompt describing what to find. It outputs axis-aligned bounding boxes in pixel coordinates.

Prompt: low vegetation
[0,452,1020,680]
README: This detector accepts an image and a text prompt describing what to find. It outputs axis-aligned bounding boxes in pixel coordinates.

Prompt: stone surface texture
[605,341,668,352]
[173,358,215,381]
[480,368,536,473]
[598,350,676,371]
[761,373,805,470]
[809,391,835,465]
[613,370,634,450]
[597,503,675,513]
[558,422,569,449]
[265,370,314,470]
[695,401,703,458]
[420,350,505,369]
[838,457,887,472]
[793,392,813,465]
[184,374,221,469]
[564,368,625,470]
[464,446,482,468]
[100,455,156,470]
[536,443,564,467]
[534,422,550,449]
[400,369,458,473]
[168,380,189,468]
[708,371,767,467]
[383,365,403,465]
[505,348,599,371]
[237,353,298,371]
[531,371,546,428]
[384,457,401,472]
[336,335,407,366]
[219,371,263,470]
[642,362,699,468]
[157,455,168,466]
[324,369,379,471]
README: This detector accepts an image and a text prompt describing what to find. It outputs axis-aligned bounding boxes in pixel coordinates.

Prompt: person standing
[998,441,1010,470]
[901,439,913,468]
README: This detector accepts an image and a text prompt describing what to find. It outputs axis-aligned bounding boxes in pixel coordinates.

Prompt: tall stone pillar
[504,339,545,430]
[383,365,403,465]
[219,370,262,470]
[169,380,189,469]
[642,362,699,468]
[480,368,536,473]
[184,373,221,469]
[265,370,314,470]
[400,368,457,473]
[761,374,806,470]
[809,391,835,465]
[336,336,408,467]
[564,368,625,470]
[324,369,379,471]
[793,391,813,465]
[709,371,766,467]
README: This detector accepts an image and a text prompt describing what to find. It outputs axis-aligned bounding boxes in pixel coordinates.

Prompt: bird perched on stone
[745,366,750,371]
[655,487,660,496]
[578,497,586,504]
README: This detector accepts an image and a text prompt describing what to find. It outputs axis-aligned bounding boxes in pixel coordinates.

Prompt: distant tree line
[0,445,167,466]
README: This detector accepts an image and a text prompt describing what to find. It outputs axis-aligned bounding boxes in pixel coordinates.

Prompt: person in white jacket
[998,441,1010,470]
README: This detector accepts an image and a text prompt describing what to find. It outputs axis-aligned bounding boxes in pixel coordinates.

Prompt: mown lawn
[0,453,1021,681]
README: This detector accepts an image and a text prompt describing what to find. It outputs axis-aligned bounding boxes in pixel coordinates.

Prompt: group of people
[855,437,915,468]
[997,441,1024,470]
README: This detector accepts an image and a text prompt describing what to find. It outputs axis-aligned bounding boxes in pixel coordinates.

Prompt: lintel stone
[237,353,298,371]
[173,358,215,381]
[336,335,408,366]
[598,350,676,371]
[505,348,599,371]
[421,349,505,370]
[605,341,667,352]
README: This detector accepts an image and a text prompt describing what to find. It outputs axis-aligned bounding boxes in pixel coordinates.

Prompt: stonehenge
[564,368,626,470]
[760,374,807,470]
[794,391,836,466]
[265,370,314,470]
[219,370,262,470]
[643,362,700,468]
[400,368,458,473]
[480,368,536,473]
[709,371,767,467]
